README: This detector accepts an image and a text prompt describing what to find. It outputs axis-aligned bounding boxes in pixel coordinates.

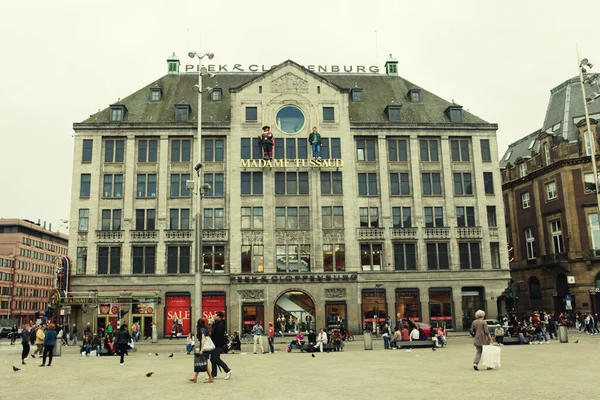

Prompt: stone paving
[0,330,597,399]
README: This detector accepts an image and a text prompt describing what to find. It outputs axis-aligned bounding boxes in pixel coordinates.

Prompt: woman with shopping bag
[470,310,493,371]
[188,319,214,383]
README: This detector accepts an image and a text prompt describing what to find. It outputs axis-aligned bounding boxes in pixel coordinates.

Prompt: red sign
[430,316,453,321]
[363,318,387,323]
[203,295,226,321]
[165,295,191,336]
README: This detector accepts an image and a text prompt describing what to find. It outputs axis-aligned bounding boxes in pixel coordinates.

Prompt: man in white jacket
[316,328,328,352]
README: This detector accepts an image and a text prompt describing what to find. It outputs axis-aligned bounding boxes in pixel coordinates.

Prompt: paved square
[0,331,596,399]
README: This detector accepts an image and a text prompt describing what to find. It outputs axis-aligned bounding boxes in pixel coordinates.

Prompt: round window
[276,106,305,134]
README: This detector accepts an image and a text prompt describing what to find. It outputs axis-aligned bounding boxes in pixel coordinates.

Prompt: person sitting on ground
[186,332,195,355]
[292,331,306,351]
[390,328,402,349]
[526,324,537,344]
[495,325,505,346]
[517,324,528,344]
[81,336,92,356]
[230,330,241,352]
[534,323,549,344]
[410,326,420,341]
[92,334,102,356]
[401,327,410,341]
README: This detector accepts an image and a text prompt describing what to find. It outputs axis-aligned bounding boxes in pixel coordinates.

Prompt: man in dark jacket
[21,325,31,365]
[308,127,322,159]
[210,312,232,380]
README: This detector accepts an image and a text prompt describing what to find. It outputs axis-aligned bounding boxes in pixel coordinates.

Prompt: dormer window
[386,105,401,122]
[175,104,191,122]
[150,88,162,102]
[408,88,421,103]
[519,162,527,178]
[351,88,363,102]
[110,104,127,122]
[445,105,463,123]
[211,88,222,102]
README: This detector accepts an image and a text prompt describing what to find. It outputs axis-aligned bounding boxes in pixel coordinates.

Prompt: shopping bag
[193,353,210,372]
[203,336,216,352]
[480,345,501,368]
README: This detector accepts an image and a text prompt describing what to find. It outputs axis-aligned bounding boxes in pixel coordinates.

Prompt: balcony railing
[541,253,568,264]
[77,232,88,242]
[130,230,158,241]
[165,230,193,241]
[390,227,418,240]
[357,228,385,240]
[456,227,483,239]
[95,230,122,242]
[489,227,499,238]
[424,227,450,239]
[202,230,228,241]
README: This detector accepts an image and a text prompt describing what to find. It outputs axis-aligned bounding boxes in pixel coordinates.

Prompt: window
[490,242,501,269]
[544,143,551,166]
[175,105,190,121]
[486,206,497,227]
[519,163,527,178]
[522,192,531,208]
[101,209,121,231]
[241,245,264,273]
[525,227,536,260]
[138,139,158,162]
[551,219,564,253]
[275,207,310,230]
[150,88,161,101]
[447,107,463,123]
[110,108,124,122]
[78,209,89,232]
[202,245,225,273]
[456,206,475,227]
[276,244,311,272]
[450,139,470,162]
[169,209,190,230]
[323,107,335,121]
[274,172,309,195]
[392,207,412,228]
[170,174,191,197]
[359,207,379,228]
[356,139,377,161]
[420,139,439,161]
[589,214,600,249]
[388,138,408,162]
[204,208,224,229]
[103,174,123,198]
[480,139,491,162]
[104,139,124,163]
[137,174,157,197]
[351,89,362,102]
[281,138,308,159]
[320,172,343,195]
[82,139,93,162]
[408,88,421,103]
[426,243,449,270]
[241,172,263,195]
[167,246,190,274]
[360,243,382,271]
[386,105,401,122]
[322,206,344,229]
[394,243,417,270]
[424,207,444,227]
[358,173,378,195]
[171,139,191,162]
[80,174,91,197]
[320,138,341,159]
[76,247,87,274]
[390,173,410,195]
[276,106,305,134]
[585,131,592,156]
[422,173,442,195]
[135,209,156,231]
[132,246,156,274]
[207,87,221,101]
[483,172,494,195]
[245,107,258,121]
[323,244,345,271]
[204,139,224,162]
[545,181,557,200]
[584,173,599,193]
[459,242,481,269]
[97,247,121,275]
[453,173,472,195]
[241,207,263,229]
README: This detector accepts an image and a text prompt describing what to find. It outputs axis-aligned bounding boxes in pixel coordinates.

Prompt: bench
[502,336,528,345]
[397,340,435,349]
[289,341,343,352]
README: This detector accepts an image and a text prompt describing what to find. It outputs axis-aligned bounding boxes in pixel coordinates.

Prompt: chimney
[384,54,398,76]
[49,223,52,231]
[43,221,46,229]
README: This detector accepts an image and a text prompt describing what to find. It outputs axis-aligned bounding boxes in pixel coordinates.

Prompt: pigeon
[432,348,436,351]
[12,366,20,372]
[311,354,315,358]
[168,353,174,358]
[155,353,159,356]
[575,340,579,344]
[146,372,154,377]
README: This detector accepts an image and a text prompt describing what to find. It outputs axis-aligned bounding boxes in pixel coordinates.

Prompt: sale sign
[202,295,226,322]
[165,295,191,336]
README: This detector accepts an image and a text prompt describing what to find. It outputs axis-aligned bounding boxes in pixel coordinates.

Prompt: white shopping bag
[481,345,501,368]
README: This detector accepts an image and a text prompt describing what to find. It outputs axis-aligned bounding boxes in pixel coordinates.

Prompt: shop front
[165,293,191,337]
[429,288,454,330]
[461,287,485,330]
[395,289,421,326]
[362,289,387,332]
[242,303,264,335]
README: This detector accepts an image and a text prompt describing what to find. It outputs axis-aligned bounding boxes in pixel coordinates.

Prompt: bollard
[364,331,373,350]
[53,340,62,356]
[558,325,568,343]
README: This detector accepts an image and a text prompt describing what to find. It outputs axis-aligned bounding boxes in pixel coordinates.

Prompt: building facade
[68,55,510,337]
[501,76,600,315]
[0,219,69,324]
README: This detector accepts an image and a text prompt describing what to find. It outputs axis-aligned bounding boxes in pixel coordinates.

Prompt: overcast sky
[1,0,599,233]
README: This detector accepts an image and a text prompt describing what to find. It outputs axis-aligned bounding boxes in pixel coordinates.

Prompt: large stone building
[68,55,510,337]
[501,75,600,315]
[0,219,69,324]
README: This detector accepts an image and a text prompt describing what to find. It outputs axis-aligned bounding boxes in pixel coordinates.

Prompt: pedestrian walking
[40,323,57,367]
[32,325,45,357]
[10,324,18,345]
[21,324,31,365]
[116,324,131,365]
[471,310,492,371]
[209,312,232,380]
[267,322,275,354]
[252,320,265,354]
[188,318,213,383]
[71,324,78,345]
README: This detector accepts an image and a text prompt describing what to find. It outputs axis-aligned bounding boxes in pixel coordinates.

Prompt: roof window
[408,88,421,103]
[109,104,127,122]
[445,105,463,123]
[385,105,401,122]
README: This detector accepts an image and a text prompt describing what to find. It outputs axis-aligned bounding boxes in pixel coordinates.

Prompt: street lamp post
[188,50,215,324]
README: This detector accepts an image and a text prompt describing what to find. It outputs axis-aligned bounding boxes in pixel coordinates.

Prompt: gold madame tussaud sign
[240,159,344,168]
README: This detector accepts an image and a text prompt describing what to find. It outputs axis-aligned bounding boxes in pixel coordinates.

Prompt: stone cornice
[72,122,231,131]
[349,122,498,131]
[502,155,594,190]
